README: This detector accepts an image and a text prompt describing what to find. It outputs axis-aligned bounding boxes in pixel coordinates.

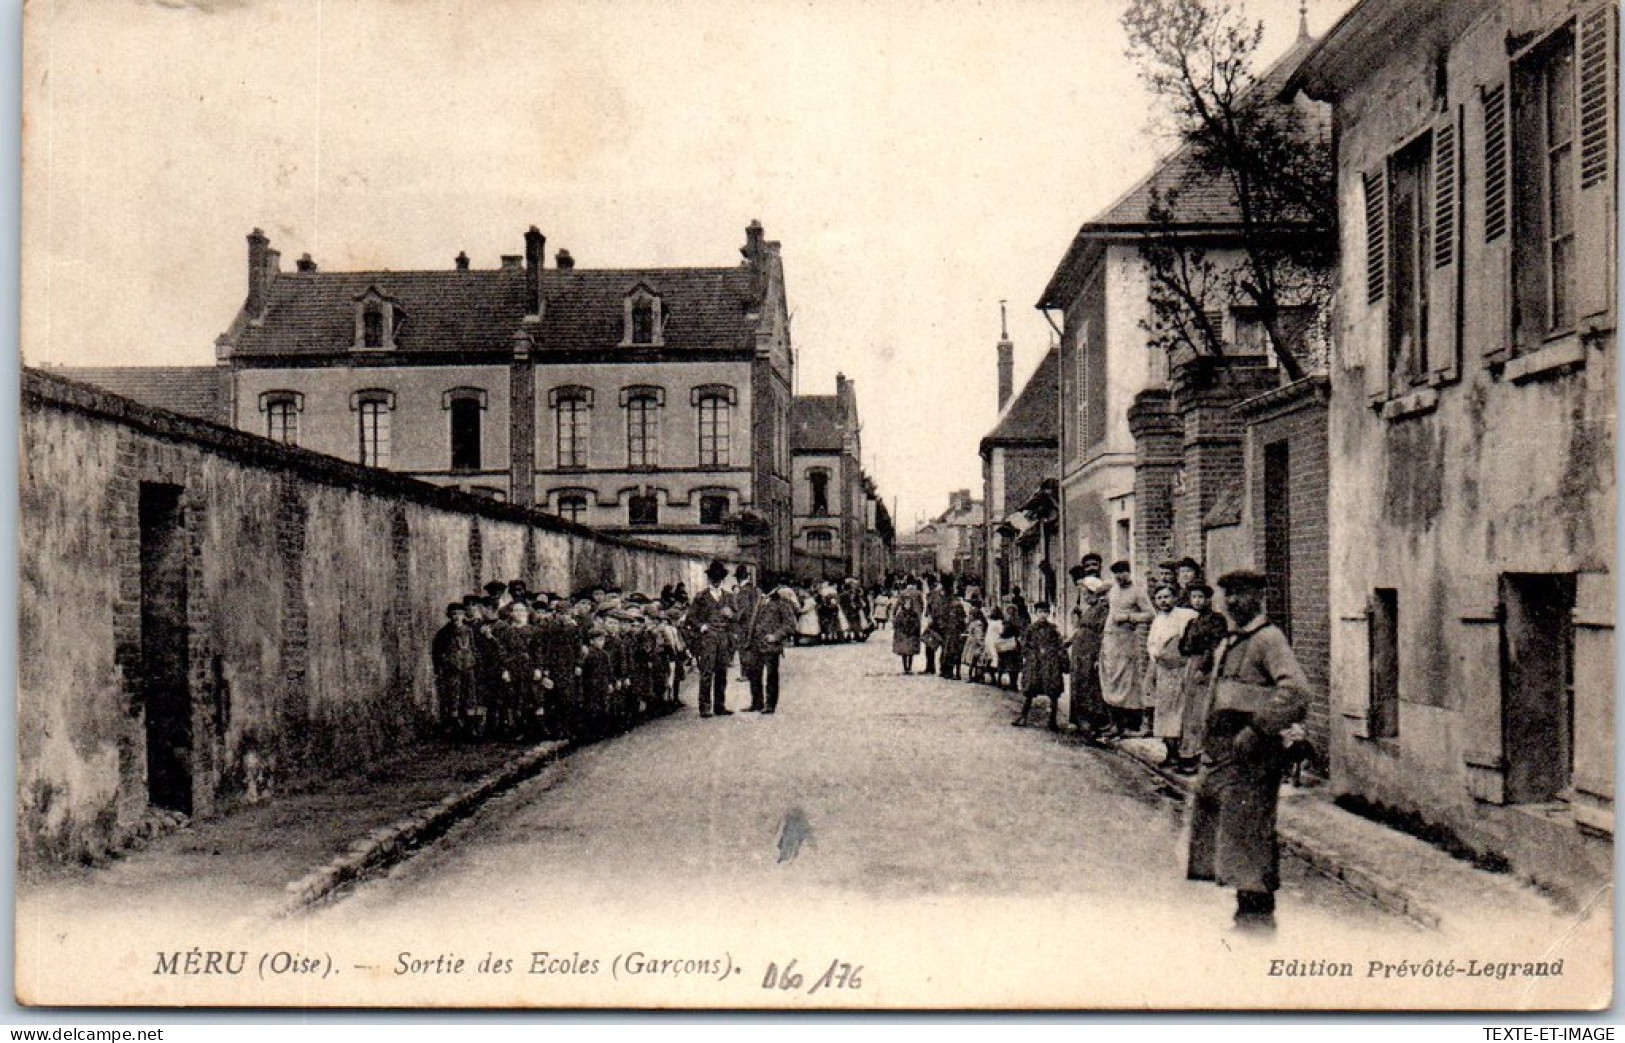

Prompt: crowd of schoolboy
[429,578,695,744]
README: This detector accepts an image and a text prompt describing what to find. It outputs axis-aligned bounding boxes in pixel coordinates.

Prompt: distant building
[790,374,876,582]
[902,490,983,581]
[1295,0,1615,893]
[65,222,798,572]
[980,310,1059,604]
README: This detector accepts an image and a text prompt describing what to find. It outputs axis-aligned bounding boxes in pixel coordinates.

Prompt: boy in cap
[1186,570,1309,932]
[431,602,483,740]
[1014,601,1065,731]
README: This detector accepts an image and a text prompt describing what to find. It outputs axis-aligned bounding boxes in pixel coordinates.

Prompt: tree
[1121,0,1337,381]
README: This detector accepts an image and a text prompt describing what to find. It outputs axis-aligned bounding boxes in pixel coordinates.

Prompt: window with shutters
[1387,133,1433,390]
[1509,10,1615,358]
[1366,111,1463,406]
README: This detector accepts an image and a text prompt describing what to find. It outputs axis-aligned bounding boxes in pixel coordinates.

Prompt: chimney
[524,226,546,272]
[455,251,470,271]
[295,253,317,273]
[246,228,269,316]
[500,255,523,269]
[996,300,1014,410]
[741,220,764,265]
[555,249,574,270]
[523,225,547,316]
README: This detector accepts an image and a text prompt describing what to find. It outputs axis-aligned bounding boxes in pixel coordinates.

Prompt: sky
[20,0,1349,530]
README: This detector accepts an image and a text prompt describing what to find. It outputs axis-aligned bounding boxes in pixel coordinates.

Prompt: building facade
[789,374,872,582]
[209,222,795,570]
[981,330,1060,604]
[1295,0,1615,892]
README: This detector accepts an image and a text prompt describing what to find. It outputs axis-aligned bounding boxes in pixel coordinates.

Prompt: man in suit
[683,560,737,718]
[740,581,800,714]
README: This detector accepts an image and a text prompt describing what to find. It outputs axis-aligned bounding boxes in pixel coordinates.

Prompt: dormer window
[354,288,404,351]
[363,305,384,348]
[622,285,665,346]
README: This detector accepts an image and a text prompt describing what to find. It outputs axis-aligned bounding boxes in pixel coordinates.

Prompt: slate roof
[981,346,1059,450]
[231,269,534,357]
[538,268,760,354]
[228,264,762,358]
[790,395,843,452]
[51,365,229,424]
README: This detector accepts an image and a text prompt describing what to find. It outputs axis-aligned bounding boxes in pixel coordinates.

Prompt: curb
[1103,735,1444,931]
[276,739,570,917]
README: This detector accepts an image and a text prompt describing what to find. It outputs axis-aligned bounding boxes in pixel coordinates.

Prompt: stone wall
[19,369,713,867]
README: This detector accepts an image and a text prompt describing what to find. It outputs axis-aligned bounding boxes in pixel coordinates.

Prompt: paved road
[314,637,1405,975]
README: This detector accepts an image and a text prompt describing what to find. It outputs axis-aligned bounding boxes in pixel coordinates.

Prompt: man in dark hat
[732,564,762,682]
[1187,569,1310,932]
[683,560,737,717]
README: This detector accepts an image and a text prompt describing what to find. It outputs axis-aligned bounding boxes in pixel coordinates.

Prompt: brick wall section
[1239,378,1331,752]
[1127,388,1179,571]
[1173,364,1278,562]
[20,368,717,867]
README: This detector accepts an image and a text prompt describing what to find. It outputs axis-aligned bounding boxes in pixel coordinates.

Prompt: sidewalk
[1086,729,1571,932]
[18,735,569,924]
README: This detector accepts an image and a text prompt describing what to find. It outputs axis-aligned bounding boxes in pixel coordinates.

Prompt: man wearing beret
[683,560,737,717]
[1186,569,1310,932]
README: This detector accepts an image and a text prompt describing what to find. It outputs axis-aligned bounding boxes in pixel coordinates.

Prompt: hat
[1217,569,1269,591]
[483,580,508,595]
[734,563,752,582]
[705,560,729,582]
[1109,560,1132,574]
[1176,557,1203,573]
[446,602,468,616]
[1186,582,1214,597]
[1033,601,1052,613]
[1081,576,1108,594]
[1068,564,1089,582]
[1080,552,1103,568]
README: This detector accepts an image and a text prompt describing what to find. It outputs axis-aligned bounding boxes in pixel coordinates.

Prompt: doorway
[140,483,192,815]
[1499,573,1576,805]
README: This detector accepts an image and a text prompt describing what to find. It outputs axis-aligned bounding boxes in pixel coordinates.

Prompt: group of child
[429,580,690,744]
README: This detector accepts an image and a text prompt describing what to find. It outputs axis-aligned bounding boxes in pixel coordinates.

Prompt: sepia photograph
[13,0,1616,1010]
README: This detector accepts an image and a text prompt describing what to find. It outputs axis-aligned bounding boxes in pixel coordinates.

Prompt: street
[319,634,1393,931]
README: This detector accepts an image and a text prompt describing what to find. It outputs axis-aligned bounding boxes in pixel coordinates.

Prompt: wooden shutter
[1428,109,1462,381]
[1363,168,1390,401]
[1482,82,1509,242]
[1480,82,1512,364]
[1574,2,1617,326]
